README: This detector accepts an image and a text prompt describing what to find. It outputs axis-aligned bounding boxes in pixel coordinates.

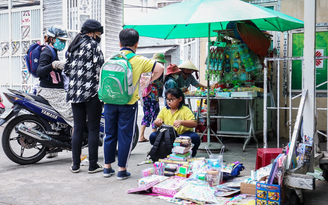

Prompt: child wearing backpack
[35,26,73,127]
[102,28,164,180]
[150,87,200,157]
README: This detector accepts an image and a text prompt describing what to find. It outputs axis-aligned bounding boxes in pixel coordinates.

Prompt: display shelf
[185,96,256,100]
[186,96,259,151]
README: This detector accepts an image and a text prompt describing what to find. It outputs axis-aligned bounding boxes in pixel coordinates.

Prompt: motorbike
[0,94,5,114]
[0,89,139,165]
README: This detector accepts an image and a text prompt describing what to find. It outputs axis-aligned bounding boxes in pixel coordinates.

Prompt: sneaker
[70,164,80,173]
[117,170,131,180]
[88,163,104,174]
[103,167,115,178]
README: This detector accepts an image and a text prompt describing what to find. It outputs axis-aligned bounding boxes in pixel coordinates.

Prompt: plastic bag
[140,73,152,97]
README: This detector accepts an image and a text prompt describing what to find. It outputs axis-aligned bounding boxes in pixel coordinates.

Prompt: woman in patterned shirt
[138,53,166,142]
[64,19,104,174]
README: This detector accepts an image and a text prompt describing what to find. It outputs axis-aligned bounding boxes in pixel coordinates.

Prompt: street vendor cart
[124,0,303,152]
[123,0,318,204]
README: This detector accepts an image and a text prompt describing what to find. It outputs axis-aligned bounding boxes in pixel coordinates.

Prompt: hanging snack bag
[224,46,232,73]
[238,43,255,72]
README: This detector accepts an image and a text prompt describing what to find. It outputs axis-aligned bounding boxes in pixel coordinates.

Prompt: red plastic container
[255,148,283,170]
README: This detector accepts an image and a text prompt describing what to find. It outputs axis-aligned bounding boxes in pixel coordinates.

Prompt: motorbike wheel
[2,115,47,165]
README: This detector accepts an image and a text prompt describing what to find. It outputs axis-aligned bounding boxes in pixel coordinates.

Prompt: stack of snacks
[163,164,179,177]
[169,137,192,161]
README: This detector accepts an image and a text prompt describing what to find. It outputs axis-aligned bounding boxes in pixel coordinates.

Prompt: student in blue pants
[103,28,164,180]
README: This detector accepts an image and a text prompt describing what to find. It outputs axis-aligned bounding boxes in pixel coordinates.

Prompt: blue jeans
[149,130,200,157]
[103,102,138,168]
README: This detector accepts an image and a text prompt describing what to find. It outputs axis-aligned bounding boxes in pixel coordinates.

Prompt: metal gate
[263,56,328,149]
[0,5,42,107]
[0,0,122,107]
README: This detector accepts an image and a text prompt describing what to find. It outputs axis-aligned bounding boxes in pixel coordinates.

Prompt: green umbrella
[124,0,304,149]
[124,0,304,39]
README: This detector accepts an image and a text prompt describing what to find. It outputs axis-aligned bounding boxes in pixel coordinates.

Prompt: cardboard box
[216,92,231,98]
[230,91,257,98]
[256,182,281,205]
[240,182,256,195]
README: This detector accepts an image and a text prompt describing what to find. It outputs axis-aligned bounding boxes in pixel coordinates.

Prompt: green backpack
[98,52,137,105]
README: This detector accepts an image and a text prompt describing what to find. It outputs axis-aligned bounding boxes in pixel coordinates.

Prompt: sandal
[138,139,149,143]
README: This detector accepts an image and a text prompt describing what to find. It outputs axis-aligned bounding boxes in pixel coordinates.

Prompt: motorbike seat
[27,93,51,106]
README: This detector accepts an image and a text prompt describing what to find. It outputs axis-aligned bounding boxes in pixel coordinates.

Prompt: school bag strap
[125,52,136,60]
[43,45,56,80]
[109,51,135,61]
[163,125,175,152]
[45,45,56,62]
[148,128,165,160]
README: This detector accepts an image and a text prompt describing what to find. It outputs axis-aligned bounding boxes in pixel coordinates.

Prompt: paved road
[0,124,174,205]
[0,102,327,204]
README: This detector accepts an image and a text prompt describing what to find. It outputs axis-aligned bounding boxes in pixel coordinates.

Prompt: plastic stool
[255,148,283,170]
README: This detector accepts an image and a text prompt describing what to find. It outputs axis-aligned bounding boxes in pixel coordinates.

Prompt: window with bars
[66,0,101,39]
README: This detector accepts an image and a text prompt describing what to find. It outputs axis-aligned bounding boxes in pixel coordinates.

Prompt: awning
[136,45,177,55]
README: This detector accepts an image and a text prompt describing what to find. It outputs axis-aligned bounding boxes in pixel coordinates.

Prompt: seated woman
[177,60,207,92]
[163,63,181,94]
[163,63,181,106]
[149,87,200,157]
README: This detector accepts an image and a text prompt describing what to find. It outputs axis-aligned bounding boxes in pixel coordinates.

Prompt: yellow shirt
[121,49,155,105]
[157,105,196,135]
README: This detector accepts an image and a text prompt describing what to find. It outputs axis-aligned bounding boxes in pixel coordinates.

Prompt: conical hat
[178,60,198,71]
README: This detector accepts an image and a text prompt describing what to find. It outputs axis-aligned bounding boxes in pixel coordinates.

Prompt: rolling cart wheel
[290,190,304,205]
[319,164,328,181]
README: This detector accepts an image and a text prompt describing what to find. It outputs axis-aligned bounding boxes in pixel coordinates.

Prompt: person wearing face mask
[36,26,74,128]
[63,19,105,174]
[177,60,207,93]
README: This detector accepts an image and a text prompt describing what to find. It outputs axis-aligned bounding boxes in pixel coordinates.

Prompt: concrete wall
[138,37,180,65]
[281,0,328,23]
[124,1,181,66]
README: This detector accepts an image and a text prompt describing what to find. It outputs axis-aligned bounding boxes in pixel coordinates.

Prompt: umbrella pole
[207,23,211,148]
